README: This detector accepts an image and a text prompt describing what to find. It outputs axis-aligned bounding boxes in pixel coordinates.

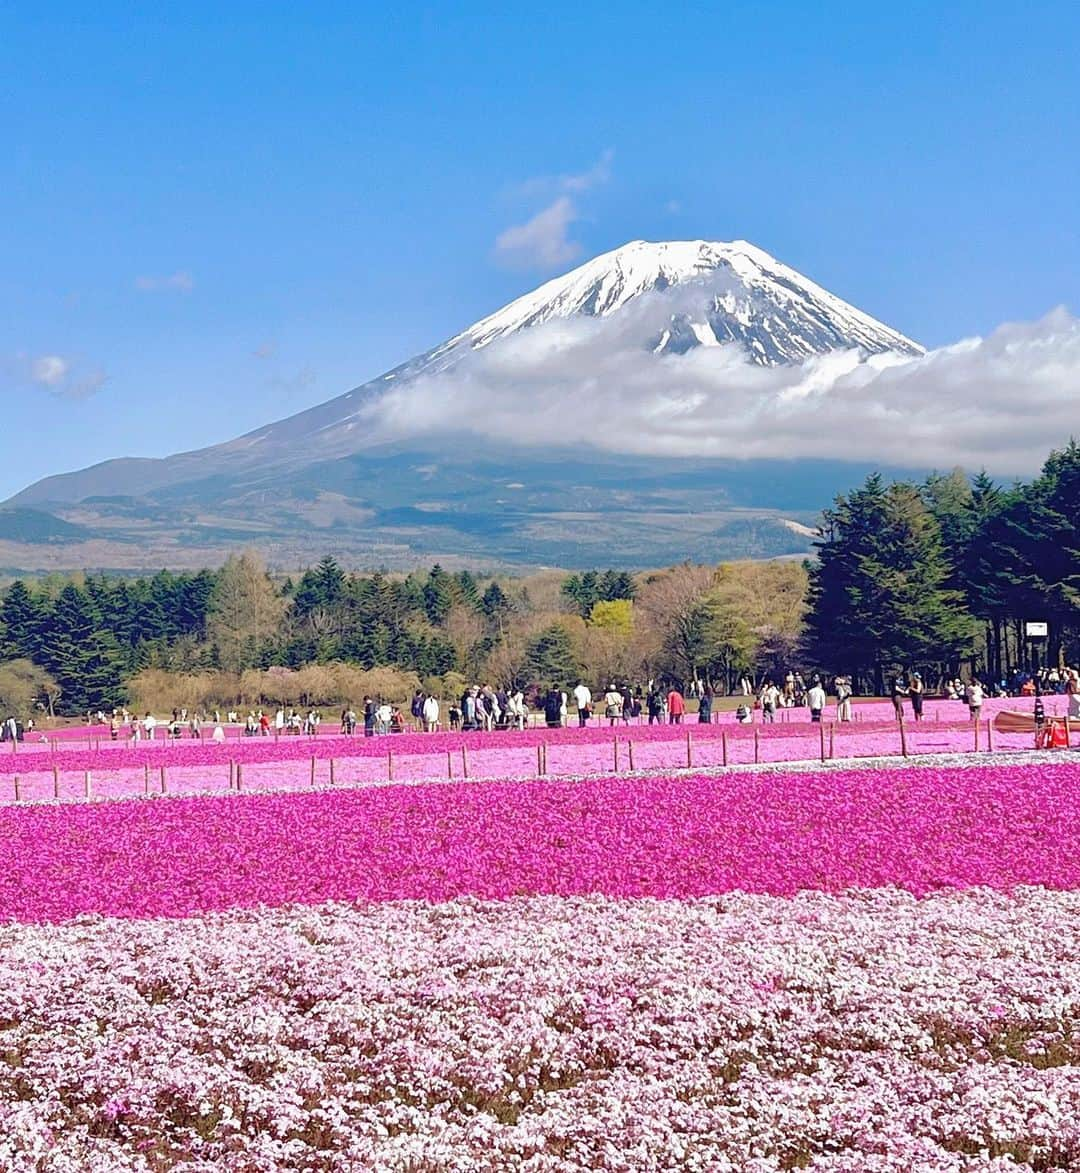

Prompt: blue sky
[1,1,1077,498]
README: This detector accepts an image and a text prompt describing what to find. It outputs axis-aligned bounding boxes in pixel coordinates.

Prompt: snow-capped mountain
[6,240,923,568]
[437,239,922,364]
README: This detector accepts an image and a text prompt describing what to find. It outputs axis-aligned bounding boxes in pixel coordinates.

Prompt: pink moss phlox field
[2,889,1079,1171]
[3,761,1080,923]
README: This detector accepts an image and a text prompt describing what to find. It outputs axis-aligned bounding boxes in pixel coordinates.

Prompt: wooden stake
[387,751,394,782]
[447,750,453,779]
[84,771,91,797]
[310,756,317,787]
[329,758,335,785]
[722,731,728,767]
[686,730,693,768]
[236,763,242,790]
[13,776,20,802]
[899,719,908,758]
[52,764,59,799]
[537,743,544,775]
[829,724,835,760]
[628,740,635,770]
[974,719,980,752]
[160,765,167,793]
[543,742,548,775]
[613,736,618,771]
[819,721,826,762]
[462,746,469,778]
[754,728,760,764]
[145,763,151,794]
[987,718,994,752]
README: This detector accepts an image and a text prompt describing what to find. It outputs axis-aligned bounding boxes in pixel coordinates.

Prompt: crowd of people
[39,665,1080,745]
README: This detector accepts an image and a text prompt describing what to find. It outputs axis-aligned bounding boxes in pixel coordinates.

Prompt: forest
[0,442,1077,716]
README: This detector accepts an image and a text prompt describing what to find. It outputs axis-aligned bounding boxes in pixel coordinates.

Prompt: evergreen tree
[0,580,47,662]
[524,624,580,687]
[422,564,454,625]
[805,476,975,691]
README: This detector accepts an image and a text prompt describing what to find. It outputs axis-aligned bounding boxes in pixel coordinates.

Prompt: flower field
[4,756,1080,1169]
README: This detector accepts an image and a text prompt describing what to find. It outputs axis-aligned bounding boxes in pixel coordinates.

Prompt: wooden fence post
[628,740,635,771]
[160,765,167,793]
[722,731,728,767]
[13,776,20,802]
[387,751,394,782]
[537,743,544,775]
[974,719,980,752]
[52,764,59,799]
[310,757,317,787]
[829,724,835,760]
[447,750,453,779]
[613,736,618,771]
[819,722,826,762]
[235,762,242,790]
[145,763,151,795]
[754,728,760,764]
[686,730,693,768]
[84,771,91,797]
[329,758,335,785]
[987,718,994,752]
[899,719,908,758]
[462,746,469,779]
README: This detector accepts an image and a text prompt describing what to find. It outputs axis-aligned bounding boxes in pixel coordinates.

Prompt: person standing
[603,684,623,727]
[909,673,925,721]
[967,679,984,724]
[760,681,779,724]
[891,677,908,721]
[835,676,853,723]
[363,696,376,738]
[698,685,713,724]
[422,693,440,733]
[807,677,826,723]
[544,686,564,730]
[667,686,685,725]
[572,681,592,727]
[647,687,663,725]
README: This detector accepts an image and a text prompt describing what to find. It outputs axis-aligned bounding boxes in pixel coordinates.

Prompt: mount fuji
[5,240,925,570]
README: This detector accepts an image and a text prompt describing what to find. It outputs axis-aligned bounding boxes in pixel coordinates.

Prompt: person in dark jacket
[698,685,713,724]
[544,686,563,729]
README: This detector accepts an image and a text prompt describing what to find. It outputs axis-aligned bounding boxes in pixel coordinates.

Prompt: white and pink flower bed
[2,758,1079,1168]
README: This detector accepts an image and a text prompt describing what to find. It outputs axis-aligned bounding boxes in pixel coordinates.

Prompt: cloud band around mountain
[363,301,1080,477]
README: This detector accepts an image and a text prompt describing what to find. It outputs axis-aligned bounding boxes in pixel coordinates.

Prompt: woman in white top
[603,687,622,727]
[422,694,440,732]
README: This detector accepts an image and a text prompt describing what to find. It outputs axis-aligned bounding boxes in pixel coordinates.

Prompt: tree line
[0,442,1076,715]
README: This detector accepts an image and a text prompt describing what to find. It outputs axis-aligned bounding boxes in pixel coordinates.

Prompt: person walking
[760,681,779,724]
[807,677,826,723]
[667,686,685,725]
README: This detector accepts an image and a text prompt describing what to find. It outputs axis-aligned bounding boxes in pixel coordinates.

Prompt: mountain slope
[4,239,923,569]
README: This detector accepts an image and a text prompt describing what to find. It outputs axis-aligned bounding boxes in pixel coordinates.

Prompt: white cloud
[5,352,108,399]
[493,196,582,271]
[134,270,195,293]
[495,149,614,271]
[30,355,69,387]
[359,299,1080,477]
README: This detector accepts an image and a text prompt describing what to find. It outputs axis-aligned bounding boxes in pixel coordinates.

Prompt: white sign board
[1025,621,1049,638]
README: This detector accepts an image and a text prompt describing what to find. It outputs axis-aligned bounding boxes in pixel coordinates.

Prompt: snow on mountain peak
[433,238,923,367]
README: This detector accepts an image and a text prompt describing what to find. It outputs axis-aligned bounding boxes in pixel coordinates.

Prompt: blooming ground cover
[3,890,1080,1170]
[5,759,1080,1169]
[2,761,1080,921]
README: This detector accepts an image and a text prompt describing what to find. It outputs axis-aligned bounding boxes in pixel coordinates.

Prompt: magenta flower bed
[2,761,1079,923]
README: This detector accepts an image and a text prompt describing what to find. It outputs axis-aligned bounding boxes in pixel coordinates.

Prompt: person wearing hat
[909,672,925,721]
